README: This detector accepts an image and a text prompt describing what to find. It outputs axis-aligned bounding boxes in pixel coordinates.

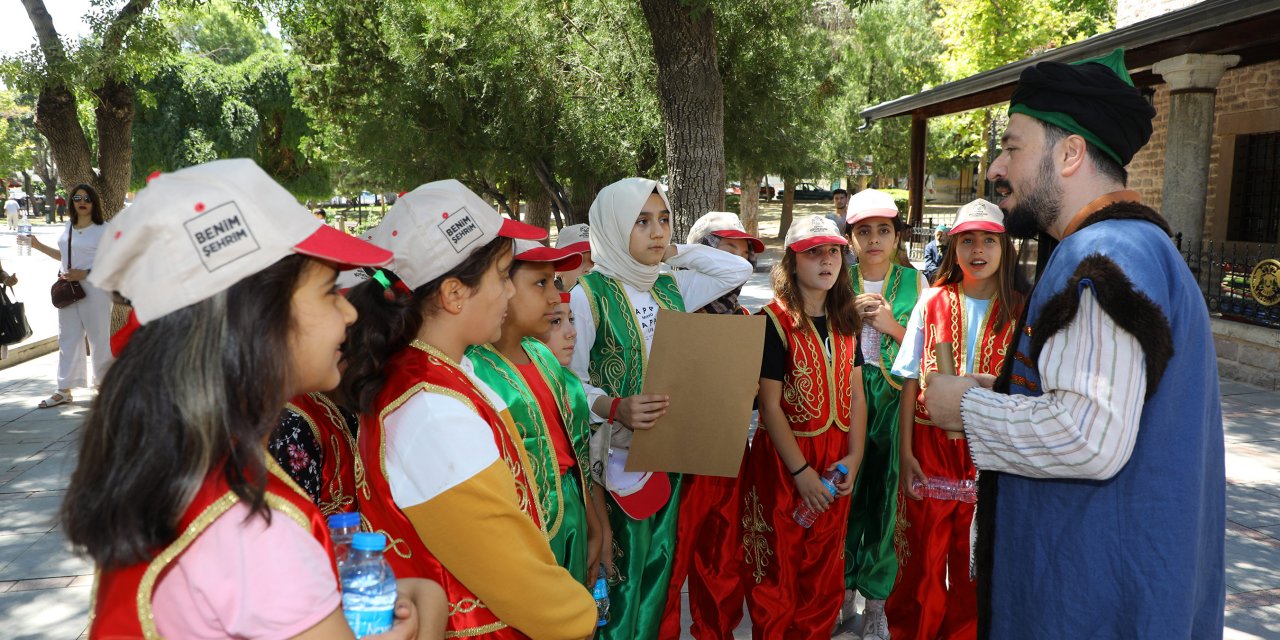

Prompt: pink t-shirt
[152,502,341,639]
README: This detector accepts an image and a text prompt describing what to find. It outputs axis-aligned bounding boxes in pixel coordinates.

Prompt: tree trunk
[639,0,726,241]
[776,175,796,239]
[739,170,763,236]
[532,158,574,226]
[568,178,599,227]
[526,190,552,234]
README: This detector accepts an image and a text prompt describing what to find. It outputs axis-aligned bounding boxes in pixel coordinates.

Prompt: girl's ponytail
[340,272,427,414]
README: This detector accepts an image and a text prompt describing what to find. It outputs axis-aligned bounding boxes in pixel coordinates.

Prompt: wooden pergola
[858,0,1280,225]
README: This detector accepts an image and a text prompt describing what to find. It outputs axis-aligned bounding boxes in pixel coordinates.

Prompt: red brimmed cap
[514,239,583,272]
[606,447,672,520]
[687,211,765,253]
[949,198,1005,235]
[784,215,849,252]
[559,292,571,304]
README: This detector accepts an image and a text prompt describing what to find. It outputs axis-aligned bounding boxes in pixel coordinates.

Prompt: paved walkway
[1,288,1278,637]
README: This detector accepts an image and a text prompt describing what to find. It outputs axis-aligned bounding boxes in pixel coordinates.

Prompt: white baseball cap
[364,180,547,289]
[90,159,393,324]
[845,189,899,227]
[950,198,1005,235]
[784,215,849,252]
[687,211,765,253]
[555,223,591,254]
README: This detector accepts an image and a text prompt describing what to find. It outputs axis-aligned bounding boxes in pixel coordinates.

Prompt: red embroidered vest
[762,300,857,437]
[285,392,362,516]
[90,460,335,639]
[914,283,1022,424]
[359,341,540,639]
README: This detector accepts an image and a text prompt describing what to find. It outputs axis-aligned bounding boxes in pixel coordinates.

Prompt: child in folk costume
[886,200,1023,640]
[659,211,764,640]
[64,160,438,638]
[341,181,597,639]
[744,215,867,638]
[841,190,929,640]
[569,179,752,640]
[543,291,578,367]
[467,241,602,586]
[269,391,363,516]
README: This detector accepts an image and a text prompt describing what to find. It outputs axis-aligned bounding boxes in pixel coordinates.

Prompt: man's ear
[1060,134,1088,179]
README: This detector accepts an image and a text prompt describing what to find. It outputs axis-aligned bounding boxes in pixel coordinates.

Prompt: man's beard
[998,153,1063,240]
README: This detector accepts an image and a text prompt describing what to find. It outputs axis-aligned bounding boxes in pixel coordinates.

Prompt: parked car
[726,182,742,195]
[790,182,833,201]
[760,181,777,200]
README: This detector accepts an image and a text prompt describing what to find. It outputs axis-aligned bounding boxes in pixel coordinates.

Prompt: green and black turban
[1009,48,1156,166]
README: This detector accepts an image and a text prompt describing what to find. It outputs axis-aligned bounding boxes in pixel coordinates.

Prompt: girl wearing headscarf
[568,179,752,640]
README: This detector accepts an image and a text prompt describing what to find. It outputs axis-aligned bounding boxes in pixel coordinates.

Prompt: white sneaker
[831,631,861,640]
[839,589,856,625]
[860,600,890,640]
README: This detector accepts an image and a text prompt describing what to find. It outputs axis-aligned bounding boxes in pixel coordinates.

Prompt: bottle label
[344,607,393,637]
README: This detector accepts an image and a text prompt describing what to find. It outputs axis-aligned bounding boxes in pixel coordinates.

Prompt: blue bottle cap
[326,512,360,529]
[836,463,849,475]
[351,532,387,552]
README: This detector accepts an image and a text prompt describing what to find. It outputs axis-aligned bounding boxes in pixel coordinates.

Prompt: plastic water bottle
[327,511,361,569]
[910,476,977,504]
[17,223,31,256]
[792,463,849,528]
[341,532,397,637]
[592,564,610,627]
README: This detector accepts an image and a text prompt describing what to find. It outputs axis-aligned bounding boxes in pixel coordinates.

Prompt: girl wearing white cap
[658,210,764,639]
[568,179,752,640]
[338,180,597,639]
[884,199,1023,640]
[466,241,601,587]
[840,189,929,639]
[555,223,594,291]
[744,214,866,637]
[62,160,434,638]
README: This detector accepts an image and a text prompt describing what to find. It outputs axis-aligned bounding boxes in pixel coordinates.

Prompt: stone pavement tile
[1223,603,1280,640]
[1225,524,1280,593]
[1226,442,1280,487]
[1223,414,1280,444]
[1258,525,1280,542]
[0,495,61,535]
[1227,483,1280,528]
[1,449,77,494]
[1221,380,1265,396]
[0,420,83,445]
[8,576,74,591]
[0,441,53,469]
[1233,392,1280,412]
[1227,587,1280,611]
[0,529,92,581]
[0,533,43,571]
[0,584,90,640]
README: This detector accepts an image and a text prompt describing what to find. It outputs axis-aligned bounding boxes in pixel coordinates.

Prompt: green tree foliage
[131,1,328,195]
[0,92,38,183]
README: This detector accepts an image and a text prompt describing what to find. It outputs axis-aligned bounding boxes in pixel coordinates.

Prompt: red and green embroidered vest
[466,338,593,542]
[577,271,685,397]
[285,392,362,516]
[360,341,540,639]
[914,283,1021,424]
[850,262,922,391]
[90,459,334,639]
[762,300,858,437]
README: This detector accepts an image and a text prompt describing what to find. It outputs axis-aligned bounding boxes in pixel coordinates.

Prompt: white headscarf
[588,177,672,290]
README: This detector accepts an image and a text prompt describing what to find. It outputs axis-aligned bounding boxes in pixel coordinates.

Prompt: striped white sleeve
[959,288,1146,480]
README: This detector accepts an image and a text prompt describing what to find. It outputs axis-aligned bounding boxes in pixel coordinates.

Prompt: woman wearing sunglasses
[28,184,113,408]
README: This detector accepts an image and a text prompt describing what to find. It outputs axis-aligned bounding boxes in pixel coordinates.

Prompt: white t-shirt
[58,222,106,271]
[4,200,18,218]
[892,287,991,379]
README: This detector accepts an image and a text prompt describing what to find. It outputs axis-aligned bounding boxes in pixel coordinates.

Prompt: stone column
[1152,53,1240,251]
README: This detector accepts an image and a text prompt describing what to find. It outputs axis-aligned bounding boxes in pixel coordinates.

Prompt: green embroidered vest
[850,262,921,391]
[577,271,686,397]
[466,338,593,540]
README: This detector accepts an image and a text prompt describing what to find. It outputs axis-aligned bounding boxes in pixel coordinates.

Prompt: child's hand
[617,394,669,430]
[830,457,858,496]
[793,466,834,512]
[900,454,927,500]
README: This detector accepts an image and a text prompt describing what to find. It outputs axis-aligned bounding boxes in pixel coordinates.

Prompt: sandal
[38,392,72,409]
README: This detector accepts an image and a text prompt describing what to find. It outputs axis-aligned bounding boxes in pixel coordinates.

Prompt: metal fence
[1178,234,1280,330]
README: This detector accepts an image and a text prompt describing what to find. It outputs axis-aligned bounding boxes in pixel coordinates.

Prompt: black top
[760,314,864,382]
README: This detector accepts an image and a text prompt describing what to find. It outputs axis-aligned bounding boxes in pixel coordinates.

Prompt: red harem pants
[658,453,747,640]
[886,421,977,640]
[742,426,851,639]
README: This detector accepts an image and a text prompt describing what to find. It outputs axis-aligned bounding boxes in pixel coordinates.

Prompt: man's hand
[922,373,977,432]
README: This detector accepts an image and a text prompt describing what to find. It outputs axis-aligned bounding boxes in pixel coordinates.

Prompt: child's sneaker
[860,599,890,640]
